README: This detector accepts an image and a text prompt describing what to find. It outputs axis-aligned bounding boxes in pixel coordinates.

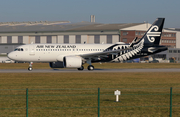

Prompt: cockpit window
[14,48,24,51]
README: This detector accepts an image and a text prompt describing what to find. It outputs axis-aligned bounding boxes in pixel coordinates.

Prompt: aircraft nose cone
[8,52,16,60]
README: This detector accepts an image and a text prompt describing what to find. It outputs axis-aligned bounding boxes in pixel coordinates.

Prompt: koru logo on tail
[147,25,161,43]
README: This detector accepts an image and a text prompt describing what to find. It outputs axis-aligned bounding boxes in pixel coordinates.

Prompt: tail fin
[142,18,165,46]
[131,18,165,47]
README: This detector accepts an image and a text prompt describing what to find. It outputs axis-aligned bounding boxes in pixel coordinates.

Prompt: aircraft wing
[79,47,131,60]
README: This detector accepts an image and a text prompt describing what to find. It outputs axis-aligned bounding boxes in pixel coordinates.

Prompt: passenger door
[29,45,35,55]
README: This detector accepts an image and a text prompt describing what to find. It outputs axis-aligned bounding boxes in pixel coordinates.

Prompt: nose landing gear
[28,62,33,71]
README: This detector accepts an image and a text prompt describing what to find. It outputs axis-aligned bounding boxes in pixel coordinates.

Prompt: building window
[122,38,127,42]
[107,35,112,44]
[123,32,128,35]
[135,32,138,35]
[35,36,40,43]
[173,50,177,53]
[18,36,23,43]
[169,50,172,53]
[94,35,100,44]
[75,35,81,44]
[7,36,12,43]
[47,36,52,43]
[64,35,69,43]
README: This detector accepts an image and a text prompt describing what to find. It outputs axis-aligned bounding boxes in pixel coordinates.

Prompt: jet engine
[63,56,82,68]
[49,56,82,68]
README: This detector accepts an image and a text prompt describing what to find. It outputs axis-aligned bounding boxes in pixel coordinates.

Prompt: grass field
[0,63,180,116]
[1,62,180,69]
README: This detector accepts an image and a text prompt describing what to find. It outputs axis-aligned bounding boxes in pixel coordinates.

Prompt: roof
[164,28,180,32]
[69,23,143,31]
[0,20,143,33]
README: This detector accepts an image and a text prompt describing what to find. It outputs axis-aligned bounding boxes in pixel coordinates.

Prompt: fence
[0,87,180,117]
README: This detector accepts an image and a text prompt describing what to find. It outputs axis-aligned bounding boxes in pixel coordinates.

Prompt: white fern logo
[147,25,161,43]
[113,39,144,62]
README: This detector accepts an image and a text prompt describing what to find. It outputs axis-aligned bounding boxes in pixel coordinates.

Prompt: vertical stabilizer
[141,18,165,46]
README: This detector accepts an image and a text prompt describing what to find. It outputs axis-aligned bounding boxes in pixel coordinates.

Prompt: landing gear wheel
[77,66,84,71]
[28,67,33,71]
[87,65,94,71]
[28,62,33,71]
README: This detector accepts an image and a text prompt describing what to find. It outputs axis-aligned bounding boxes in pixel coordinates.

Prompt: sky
[0,0,180,28]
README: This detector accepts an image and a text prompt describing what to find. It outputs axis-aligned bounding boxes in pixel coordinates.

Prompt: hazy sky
[0,0,179,28]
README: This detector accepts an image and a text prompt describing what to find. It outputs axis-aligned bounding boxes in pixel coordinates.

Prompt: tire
[28,67,33,71]
[87,65,94,71]
[77,66,84,71]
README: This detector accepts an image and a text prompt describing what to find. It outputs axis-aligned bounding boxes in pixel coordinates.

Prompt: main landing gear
[77,59,94,71]
[77,65,94,71]
[28,62,33,71]
[87,65,94,70]
[77,66,84,71]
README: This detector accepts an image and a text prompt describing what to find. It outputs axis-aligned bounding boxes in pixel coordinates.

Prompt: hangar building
[0,20,180,61]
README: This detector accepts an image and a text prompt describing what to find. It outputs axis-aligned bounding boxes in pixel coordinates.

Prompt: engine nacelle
[63,56,82,68]
[49,61,64,68]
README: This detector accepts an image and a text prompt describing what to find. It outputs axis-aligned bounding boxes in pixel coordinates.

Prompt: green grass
[1,62,180,69]
[0,72,180,117]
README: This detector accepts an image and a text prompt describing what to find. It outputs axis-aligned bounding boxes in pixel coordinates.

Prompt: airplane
[8,18,167,71]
